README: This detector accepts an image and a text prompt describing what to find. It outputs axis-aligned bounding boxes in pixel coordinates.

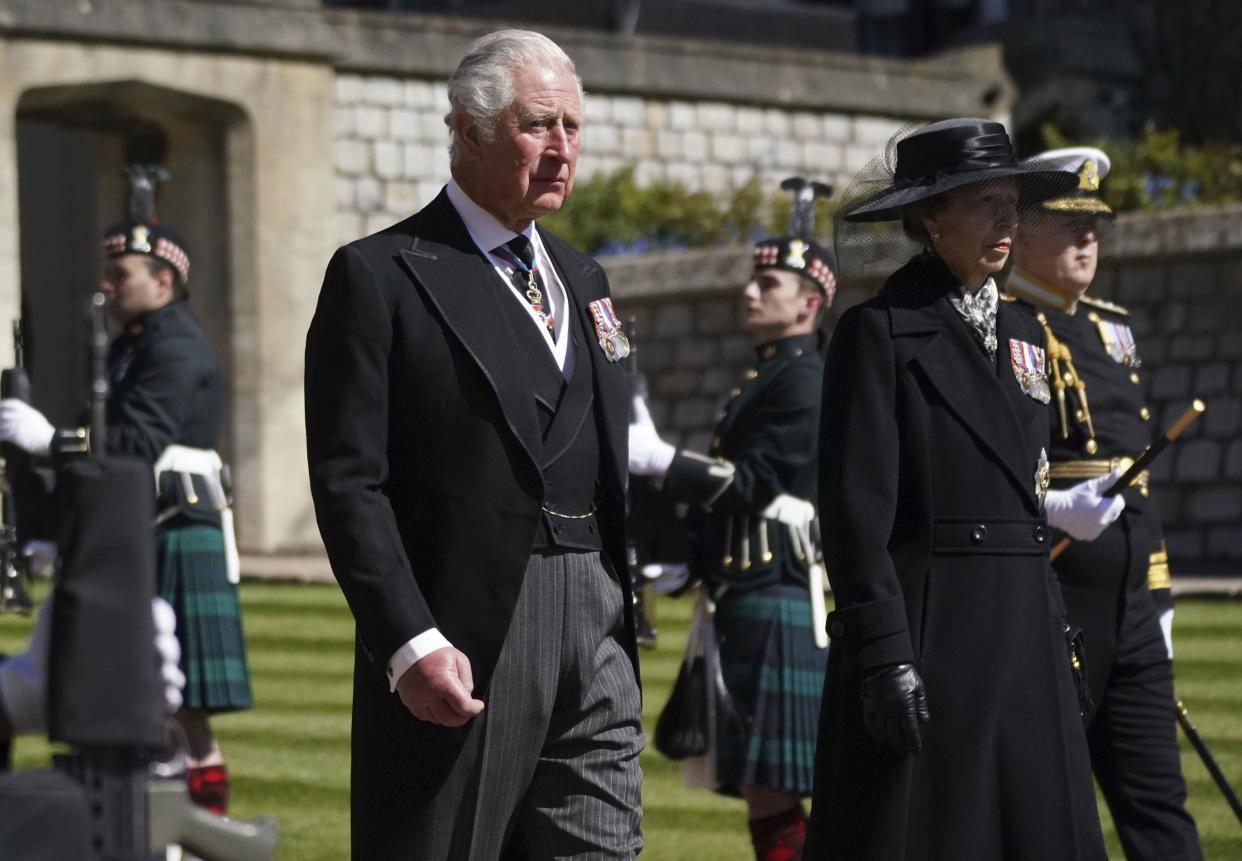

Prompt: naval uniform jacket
[806,253,1106,861]
[304,191,636,830]
[665,333,823,591]
[1008,278,1173,712]
[104,301,221,464]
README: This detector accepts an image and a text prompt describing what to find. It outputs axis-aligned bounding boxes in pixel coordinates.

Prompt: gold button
[1088,312,1101,323]
[730,387,742,398]
[1140,406,1151,421]
[1063,374,1075,385]
[745,369,758,380]
[1085,439,1098,455]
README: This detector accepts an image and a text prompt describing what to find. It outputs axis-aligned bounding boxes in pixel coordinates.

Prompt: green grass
[1,582,1239,859]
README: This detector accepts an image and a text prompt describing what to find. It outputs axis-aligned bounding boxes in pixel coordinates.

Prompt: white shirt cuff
[387,628,452,693]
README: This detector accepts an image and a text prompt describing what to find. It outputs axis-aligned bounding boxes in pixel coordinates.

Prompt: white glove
[762,494,816,528]
[152,596,186,714]
[1158,607,1174,659]
[1045,468,1126,542]
[0,399,54,456]
[21,540,58,578]
[628,395,676,477]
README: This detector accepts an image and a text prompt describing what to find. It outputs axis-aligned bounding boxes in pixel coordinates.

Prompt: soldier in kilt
[630,235,836,861]
[0,167,252,814]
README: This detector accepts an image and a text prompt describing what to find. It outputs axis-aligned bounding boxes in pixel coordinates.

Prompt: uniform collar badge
[1009,338,1051,403]
[587,297,630,363]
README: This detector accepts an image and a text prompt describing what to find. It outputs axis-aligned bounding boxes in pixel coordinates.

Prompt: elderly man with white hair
[306,29,643,860]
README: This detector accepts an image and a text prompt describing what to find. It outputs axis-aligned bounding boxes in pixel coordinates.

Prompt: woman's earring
[931,229,942,241]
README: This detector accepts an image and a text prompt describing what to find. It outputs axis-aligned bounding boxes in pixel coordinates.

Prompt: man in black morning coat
[305,29,642,861]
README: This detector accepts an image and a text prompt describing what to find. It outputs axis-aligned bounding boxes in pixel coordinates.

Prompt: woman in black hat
[805,118,1117,860]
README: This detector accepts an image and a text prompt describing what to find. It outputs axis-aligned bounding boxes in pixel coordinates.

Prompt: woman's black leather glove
[860,663,931,755]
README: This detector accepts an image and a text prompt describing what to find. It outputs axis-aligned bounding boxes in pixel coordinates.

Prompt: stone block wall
[604,206,1242,578]
[331,69,912,248]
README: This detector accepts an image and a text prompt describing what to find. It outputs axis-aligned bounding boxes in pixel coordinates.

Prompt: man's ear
[453,111,484,159]
[801,289,824,321]
[156,265,177,301]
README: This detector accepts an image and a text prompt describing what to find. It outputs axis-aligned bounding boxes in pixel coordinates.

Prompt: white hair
[445,29,584,164]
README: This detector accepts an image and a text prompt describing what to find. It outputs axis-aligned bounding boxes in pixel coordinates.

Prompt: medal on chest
[1091,314,1141,367]
[1008,338,1051,403]
[1035,447,1050,508]
[587,297,630,363]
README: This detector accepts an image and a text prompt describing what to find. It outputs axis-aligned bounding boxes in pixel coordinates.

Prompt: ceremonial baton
[1177,699,1242,827]
[1049,399,1205,561]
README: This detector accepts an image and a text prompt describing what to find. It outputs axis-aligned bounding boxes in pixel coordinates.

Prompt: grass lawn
[1,580,1239,859]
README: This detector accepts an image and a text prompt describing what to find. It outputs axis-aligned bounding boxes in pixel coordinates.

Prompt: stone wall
[332,70,914,247]
[603,206,1242,578]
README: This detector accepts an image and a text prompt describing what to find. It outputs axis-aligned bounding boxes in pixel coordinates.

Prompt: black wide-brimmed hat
[102,165,191,285]
[842,118,1079,223]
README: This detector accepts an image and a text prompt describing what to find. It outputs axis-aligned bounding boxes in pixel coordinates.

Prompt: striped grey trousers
[414,551,644,860]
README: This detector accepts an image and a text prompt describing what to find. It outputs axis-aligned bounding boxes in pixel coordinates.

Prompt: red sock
[187,764,230,816]
[748,806,807,861]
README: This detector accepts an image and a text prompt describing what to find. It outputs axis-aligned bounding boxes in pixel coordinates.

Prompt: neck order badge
[494,235,554,334]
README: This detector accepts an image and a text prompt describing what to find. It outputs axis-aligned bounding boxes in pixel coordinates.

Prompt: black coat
[806,253,1106,861]
[105,301,221,462]
[304,192,635,845]
[1008,288,1172,712]
[666,333,823,590]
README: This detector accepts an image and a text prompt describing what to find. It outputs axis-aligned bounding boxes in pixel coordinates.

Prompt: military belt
[1049,458,1149,494]
[932,518,1050,555]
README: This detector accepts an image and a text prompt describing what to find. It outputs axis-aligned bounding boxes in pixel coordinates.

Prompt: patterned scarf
[948,277,999,359]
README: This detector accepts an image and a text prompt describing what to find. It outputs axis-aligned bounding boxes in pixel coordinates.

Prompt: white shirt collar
[445,178,535,257]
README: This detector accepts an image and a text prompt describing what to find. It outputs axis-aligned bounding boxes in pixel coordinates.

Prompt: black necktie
[496,235,554,334]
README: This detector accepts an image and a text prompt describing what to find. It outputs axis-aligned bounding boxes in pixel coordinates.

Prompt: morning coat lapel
[396,192,543,472]
[888,267,1038,509]
[540,228,628,492]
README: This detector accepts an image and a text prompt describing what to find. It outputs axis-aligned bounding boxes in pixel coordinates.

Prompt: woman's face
[922,178,1019,290]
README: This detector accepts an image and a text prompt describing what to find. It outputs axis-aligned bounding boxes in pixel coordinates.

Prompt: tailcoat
[1008,280,1202,860]
[304,191,637,852]
[806,252,1106,861]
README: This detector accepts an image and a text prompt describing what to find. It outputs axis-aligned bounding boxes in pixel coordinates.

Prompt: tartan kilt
[156,518,253,713]
[713,581,827,796]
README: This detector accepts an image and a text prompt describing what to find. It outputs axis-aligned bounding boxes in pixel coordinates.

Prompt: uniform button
[1140,406,1151,421]
[970,524,987,544]
[1130,372,1141,385]
[828,620,846,638]
[716,411,727,421]
[730,387,742,398]
[1033,526,1048,544]
[745,369,759,380]
[1085,439,1098,455]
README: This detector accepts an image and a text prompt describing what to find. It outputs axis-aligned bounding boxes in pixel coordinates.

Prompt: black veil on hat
[102,165,191,286]
[832,118,1078,278]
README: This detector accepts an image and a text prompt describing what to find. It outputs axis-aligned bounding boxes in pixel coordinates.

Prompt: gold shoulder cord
[1037,312,1097,453]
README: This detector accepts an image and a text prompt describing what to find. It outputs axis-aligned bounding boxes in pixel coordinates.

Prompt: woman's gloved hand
[860,663,930,756]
